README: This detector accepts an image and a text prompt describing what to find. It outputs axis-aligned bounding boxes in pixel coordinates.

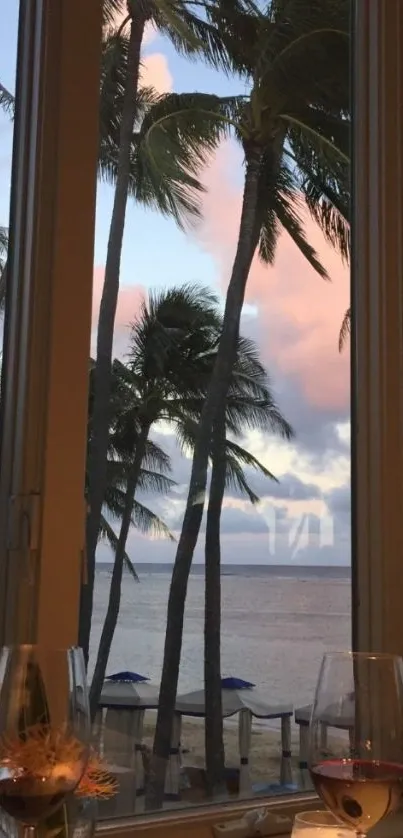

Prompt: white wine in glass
[309,652,403,838]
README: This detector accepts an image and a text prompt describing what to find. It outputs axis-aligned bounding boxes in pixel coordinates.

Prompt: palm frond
[156,0,261,74]
[132,92,235,228]
[153,0,202,51]
[224,440,278,505]
[0,83,14,118]
[258,208,280,264]
[131,499,176,541]
[266,28,350,115]
[99,514,139,581]
[225,438,279,479]
[0,227,8,261]
[303,178,350,262]
[102,0,126,28]
[102,492,174,541]
[137,468,177,494]
[285,127,350,261]
[274,191,329,278]
[280,112,349,164]
[224,458,260,505]
[339,306,351,351]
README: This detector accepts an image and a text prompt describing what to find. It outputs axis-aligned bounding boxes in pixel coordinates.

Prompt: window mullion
[0,0,101,647]
[353,0,403,655]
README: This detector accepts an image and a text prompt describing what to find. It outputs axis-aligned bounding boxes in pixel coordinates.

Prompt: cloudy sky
[0,2,351,566]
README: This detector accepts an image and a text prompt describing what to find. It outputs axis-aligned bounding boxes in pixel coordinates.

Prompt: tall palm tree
[89,286,289,719]
[0,30,234,664]
[89,283,221,713]
[148,0,350,806]
[172,355,293,794]
[203,348,293,795]
[82,0,251,661]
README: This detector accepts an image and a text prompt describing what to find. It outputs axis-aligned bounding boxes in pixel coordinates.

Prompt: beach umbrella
[176,677,293,794]
[100,671,160,797]
[100,671,159,707]
[106,671,149,683]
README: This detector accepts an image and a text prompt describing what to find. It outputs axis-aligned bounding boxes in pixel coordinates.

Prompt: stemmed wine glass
[0,646,90,838]
[309,652,403,838]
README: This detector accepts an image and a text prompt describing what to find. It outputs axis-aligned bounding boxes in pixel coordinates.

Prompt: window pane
[0,1,18,337]
[85,0,351,817]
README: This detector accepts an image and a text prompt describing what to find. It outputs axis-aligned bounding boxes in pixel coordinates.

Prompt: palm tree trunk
[89,422,150,719]
[204,416,226,797]
[80,12,146,665]
[146,144,263,811]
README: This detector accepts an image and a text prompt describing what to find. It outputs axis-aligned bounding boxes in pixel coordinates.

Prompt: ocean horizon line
[95,561,351,578]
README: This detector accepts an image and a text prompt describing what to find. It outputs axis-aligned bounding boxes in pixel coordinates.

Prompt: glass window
[1,0,403,835]
[85,0,351,818]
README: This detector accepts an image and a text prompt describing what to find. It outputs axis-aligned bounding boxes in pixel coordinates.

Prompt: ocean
[89,563,351,713]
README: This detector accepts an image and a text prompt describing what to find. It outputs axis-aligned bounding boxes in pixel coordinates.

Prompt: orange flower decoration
[76,755,118,799]
[0,725,118,800]
[0,724,84,779]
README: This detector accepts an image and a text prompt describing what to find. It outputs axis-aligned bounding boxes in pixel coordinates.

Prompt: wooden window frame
[1,0,403,835]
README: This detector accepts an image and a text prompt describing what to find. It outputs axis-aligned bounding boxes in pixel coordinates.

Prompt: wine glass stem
[21,825,37,838]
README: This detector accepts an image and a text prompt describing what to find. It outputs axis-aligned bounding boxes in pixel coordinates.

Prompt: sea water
[89,564,351,715]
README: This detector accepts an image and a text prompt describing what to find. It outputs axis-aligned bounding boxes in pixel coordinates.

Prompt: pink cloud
[92,267,146,357]
[108,10,172,96]
[140,53,172,94]
[198,143,350,413]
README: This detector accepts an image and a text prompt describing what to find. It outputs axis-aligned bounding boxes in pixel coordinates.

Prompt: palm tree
[171,350,293,794]
[82,0,252,661]
[99,451,176,579]
[0,21,236,664]
[203,348,293,795]
[87,358,176,582]
[89,283,221,713]
[149,0,350,806]
[89,286,290,722]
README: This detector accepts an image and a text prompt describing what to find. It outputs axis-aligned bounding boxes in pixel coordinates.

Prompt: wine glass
[0,646,90,838]
[309,652,403,838]
[292,810,352,838]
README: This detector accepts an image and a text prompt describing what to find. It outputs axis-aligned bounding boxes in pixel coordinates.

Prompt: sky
[0,2,351,566]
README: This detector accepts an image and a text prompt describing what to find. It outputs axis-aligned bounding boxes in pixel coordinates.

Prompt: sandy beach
[142,714,300,783]
[98,712,302,817]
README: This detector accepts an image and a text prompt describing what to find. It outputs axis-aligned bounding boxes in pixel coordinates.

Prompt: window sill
[96,792,319,838]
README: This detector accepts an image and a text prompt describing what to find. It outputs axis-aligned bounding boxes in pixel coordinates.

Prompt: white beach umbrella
[176,677,293,794]
[99,672,160,797]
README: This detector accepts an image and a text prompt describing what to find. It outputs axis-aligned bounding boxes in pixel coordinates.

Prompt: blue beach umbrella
[221,676,255,690]
[100,671,159,708]
[106,671,149,683]
[100,671,160,799]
